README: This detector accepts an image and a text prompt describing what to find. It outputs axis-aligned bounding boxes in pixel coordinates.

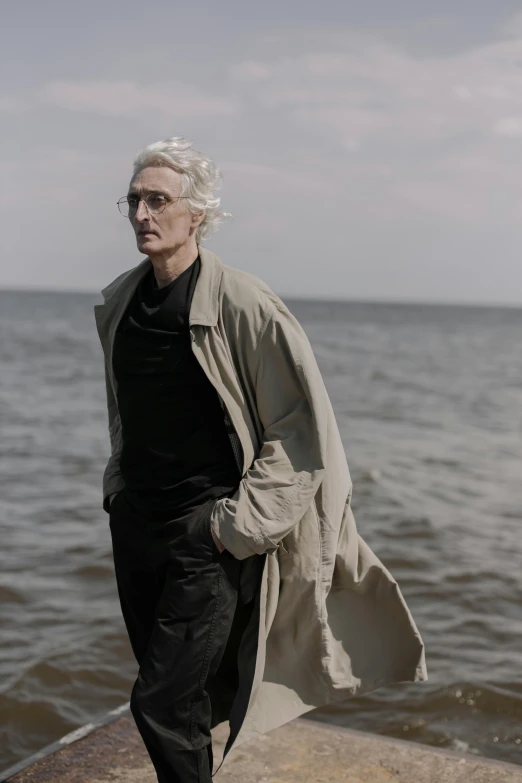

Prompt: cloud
[0,94,30,113]
[225,29,522,227]
[231,33,522,149]
[220,161,322,192]
[0,80,236,118]
[502,10,522,39]
[0,148,114,208]
[5,21,522,300]
[232,60,271,81]
[494,116,522,138]
[38,80,236,117]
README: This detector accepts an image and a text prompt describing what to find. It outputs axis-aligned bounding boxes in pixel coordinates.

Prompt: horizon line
[0,284,521,310]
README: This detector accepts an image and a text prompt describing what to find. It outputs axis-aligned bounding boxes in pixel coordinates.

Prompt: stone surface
[4,712,522,783]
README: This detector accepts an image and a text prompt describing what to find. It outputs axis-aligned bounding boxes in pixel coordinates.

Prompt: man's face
[127,166,200,258]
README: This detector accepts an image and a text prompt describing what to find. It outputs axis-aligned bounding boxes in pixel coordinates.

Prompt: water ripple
[1,293,522,768]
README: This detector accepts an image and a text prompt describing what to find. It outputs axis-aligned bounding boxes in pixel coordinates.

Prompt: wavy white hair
[131,136,232,243]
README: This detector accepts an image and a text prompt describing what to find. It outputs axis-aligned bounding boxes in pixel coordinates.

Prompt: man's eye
[128,198,139,208]
[148,195,167,208]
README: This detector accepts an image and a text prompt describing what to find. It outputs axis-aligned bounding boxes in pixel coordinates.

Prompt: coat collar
[99,243,223,328]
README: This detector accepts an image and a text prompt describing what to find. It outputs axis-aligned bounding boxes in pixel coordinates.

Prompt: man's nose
[135,199,150,221]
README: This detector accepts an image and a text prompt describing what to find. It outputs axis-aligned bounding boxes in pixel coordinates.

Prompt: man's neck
[149,242,199,289]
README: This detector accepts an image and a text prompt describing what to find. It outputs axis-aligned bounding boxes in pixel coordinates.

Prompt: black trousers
[109,489,260,783]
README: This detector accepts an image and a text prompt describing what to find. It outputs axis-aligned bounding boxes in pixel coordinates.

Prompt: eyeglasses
[117,194,189,218]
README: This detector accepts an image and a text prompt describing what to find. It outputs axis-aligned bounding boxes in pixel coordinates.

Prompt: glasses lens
[146,194,168,214]
[117,195,170,217]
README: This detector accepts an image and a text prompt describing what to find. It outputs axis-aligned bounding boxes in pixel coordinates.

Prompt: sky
[3,0,522,304]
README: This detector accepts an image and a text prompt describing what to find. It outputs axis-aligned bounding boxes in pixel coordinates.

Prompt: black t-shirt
[112,255,240,520]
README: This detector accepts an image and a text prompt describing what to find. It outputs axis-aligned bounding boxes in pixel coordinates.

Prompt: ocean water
[0,289,521,770]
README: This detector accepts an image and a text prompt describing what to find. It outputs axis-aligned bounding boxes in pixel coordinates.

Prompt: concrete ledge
[2,705,522,783]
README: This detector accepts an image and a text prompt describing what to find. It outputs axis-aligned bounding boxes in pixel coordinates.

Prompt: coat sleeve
[101,355,126,513]
[210,303,328,559]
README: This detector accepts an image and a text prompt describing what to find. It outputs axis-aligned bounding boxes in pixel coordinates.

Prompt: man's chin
[136,236,158,252]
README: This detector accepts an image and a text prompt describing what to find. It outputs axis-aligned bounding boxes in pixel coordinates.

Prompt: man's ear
[191,209,206,227]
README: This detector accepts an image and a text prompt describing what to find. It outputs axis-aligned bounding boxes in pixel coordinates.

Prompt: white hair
[131,136,232,243]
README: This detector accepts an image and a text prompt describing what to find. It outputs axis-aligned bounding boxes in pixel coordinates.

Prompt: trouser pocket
[109,489,123,511]
[108,489,126,530]
[202,498,222,557]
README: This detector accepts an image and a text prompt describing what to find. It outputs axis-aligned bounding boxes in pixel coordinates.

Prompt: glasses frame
[117,194,190,218]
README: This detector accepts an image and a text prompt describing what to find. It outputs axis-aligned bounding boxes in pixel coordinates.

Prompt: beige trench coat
[94,244,427,763]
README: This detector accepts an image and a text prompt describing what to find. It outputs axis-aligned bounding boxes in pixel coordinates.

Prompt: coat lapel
[93,258,148,366]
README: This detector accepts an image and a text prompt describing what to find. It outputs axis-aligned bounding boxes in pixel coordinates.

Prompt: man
[94,136,427,783]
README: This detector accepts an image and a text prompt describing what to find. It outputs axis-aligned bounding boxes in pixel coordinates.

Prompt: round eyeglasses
[117,194,189,218]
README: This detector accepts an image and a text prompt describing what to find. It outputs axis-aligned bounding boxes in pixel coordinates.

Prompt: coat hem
[321,664,428,706]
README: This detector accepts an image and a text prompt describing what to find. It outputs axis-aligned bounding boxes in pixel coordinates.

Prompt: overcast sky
[3,1,522,304]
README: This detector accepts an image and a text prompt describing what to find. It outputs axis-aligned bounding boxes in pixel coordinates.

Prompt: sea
[0,289,521,770]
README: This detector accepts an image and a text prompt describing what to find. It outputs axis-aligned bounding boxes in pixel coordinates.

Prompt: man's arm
[210,302,328,559]
[101,355,126,513]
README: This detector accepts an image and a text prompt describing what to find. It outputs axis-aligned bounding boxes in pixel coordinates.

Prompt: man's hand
[108,492,225,552]
[211,527,226,553]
